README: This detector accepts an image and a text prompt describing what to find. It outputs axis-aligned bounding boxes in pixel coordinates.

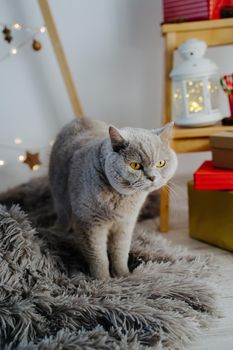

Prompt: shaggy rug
[0,177,218,350]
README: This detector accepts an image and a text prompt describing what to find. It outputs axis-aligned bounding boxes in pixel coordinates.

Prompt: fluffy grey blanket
[0,177,217,349]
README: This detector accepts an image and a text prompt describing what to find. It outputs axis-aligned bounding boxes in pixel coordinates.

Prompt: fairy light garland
[0,138,54,171]
[0,22,47,62]
[0,22,49,170]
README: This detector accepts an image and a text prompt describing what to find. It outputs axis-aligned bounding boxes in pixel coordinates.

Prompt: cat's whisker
[167,181,184,198]
[162,182,187,219]
[164,183,182,202]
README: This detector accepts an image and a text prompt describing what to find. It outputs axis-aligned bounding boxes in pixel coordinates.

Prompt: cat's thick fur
[49,118,177,279]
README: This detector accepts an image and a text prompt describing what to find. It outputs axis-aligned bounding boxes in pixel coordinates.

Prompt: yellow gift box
[188,181,233,252]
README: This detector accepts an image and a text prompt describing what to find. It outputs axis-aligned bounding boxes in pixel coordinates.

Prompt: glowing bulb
[13,23,22,30]
[198,96,203,102]
[189,101,201,113]
[11,47,18,55]
[32,164,39,171]
[185,94,189,98]
[14,137,22,145]
[40,26,46,33]
[174,93,178,99]
[0,160,5,166]
[188,81,193,86]
[18,155,25,162]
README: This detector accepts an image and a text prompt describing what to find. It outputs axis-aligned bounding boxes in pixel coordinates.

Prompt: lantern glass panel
[173,81,184,118]
[208,77,219,110]
[186,80,204,114]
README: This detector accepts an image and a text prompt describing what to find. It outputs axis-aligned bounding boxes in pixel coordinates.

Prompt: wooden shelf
[160,17,233,231]
[162,18,233,34]
[173,124,233,139]
[171,124,233,153]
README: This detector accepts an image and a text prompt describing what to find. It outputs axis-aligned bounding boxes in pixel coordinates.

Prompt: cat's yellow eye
[155,160,166,168]
[130,162,142,170]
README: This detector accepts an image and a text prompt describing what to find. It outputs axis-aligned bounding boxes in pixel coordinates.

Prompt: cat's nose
[147,175,155,182]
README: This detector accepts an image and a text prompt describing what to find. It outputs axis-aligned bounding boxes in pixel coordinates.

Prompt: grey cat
[49,118,177,280]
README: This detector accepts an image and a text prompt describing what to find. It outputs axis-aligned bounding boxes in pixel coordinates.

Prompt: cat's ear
[109,126,128,152]
[153,122,174,143]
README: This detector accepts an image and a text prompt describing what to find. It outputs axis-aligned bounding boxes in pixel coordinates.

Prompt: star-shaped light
[23,151,42,171]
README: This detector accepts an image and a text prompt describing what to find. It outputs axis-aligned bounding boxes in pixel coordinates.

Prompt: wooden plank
[160,186,169,232]
[171,137,211,153]
[175,27,233,48]
[163,32,176,124]
[38,0,84,117]
[173,125,233,139]
[162,18,233,34]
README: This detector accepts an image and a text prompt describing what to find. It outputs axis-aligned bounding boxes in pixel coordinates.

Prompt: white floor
[148,175,233,350]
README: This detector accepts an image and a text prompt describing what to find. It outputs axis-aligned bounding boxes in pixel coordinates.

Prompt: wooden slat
[175,27,233,48]
[163,32,176,124]
[38,0,84,117]
[162,18,233,34]
[173,125,233,139]
[161,17,233,232]
[171,137,211,153]
[160,186,170,232]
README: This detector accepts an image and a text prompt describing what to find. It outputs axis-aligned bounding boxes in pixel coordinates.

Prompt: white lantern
[170,39,222,127]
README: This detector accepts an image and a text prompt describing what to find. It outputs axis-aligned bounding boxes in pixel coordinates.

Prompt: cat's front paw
[111,267,130,278]
[90,266,111,281]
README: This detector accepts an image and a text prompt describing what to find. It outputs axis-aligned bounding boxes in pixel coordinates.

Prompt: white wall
[0,0,232,191]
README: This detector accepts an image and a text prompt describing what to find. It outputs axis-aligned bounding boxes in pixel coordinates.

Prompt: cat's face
[105,123,177,195]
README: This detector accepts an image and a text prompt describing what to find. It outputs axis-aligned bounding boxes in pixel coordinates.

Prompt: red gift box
[194,160,233,190]
[163,0,233,23]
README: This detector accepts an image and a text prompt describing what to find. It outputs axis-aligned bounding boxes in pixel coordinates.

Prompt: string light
[10,47,18,55]
[14,137,22,145]
[13,23,22,30]
[18,155,25,162]
[32,164,39,171]
[0,22,47,63]
[189,101,203,113]
[0,138,55,170]
[0,22,46,33]
[40,26,46,33]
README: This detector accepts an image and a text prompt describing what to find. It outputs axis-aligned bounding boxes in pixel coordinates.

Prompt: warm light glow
[188,81,193,86]
[13,23,22,30]
[189,101,203,113]
[32,164,40,171]
[11,47,18,55]
[185,93,189,98]
[40,26,46,33]
[14,137,22,145]
[18,155,25,162]
[0,160,5,166]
